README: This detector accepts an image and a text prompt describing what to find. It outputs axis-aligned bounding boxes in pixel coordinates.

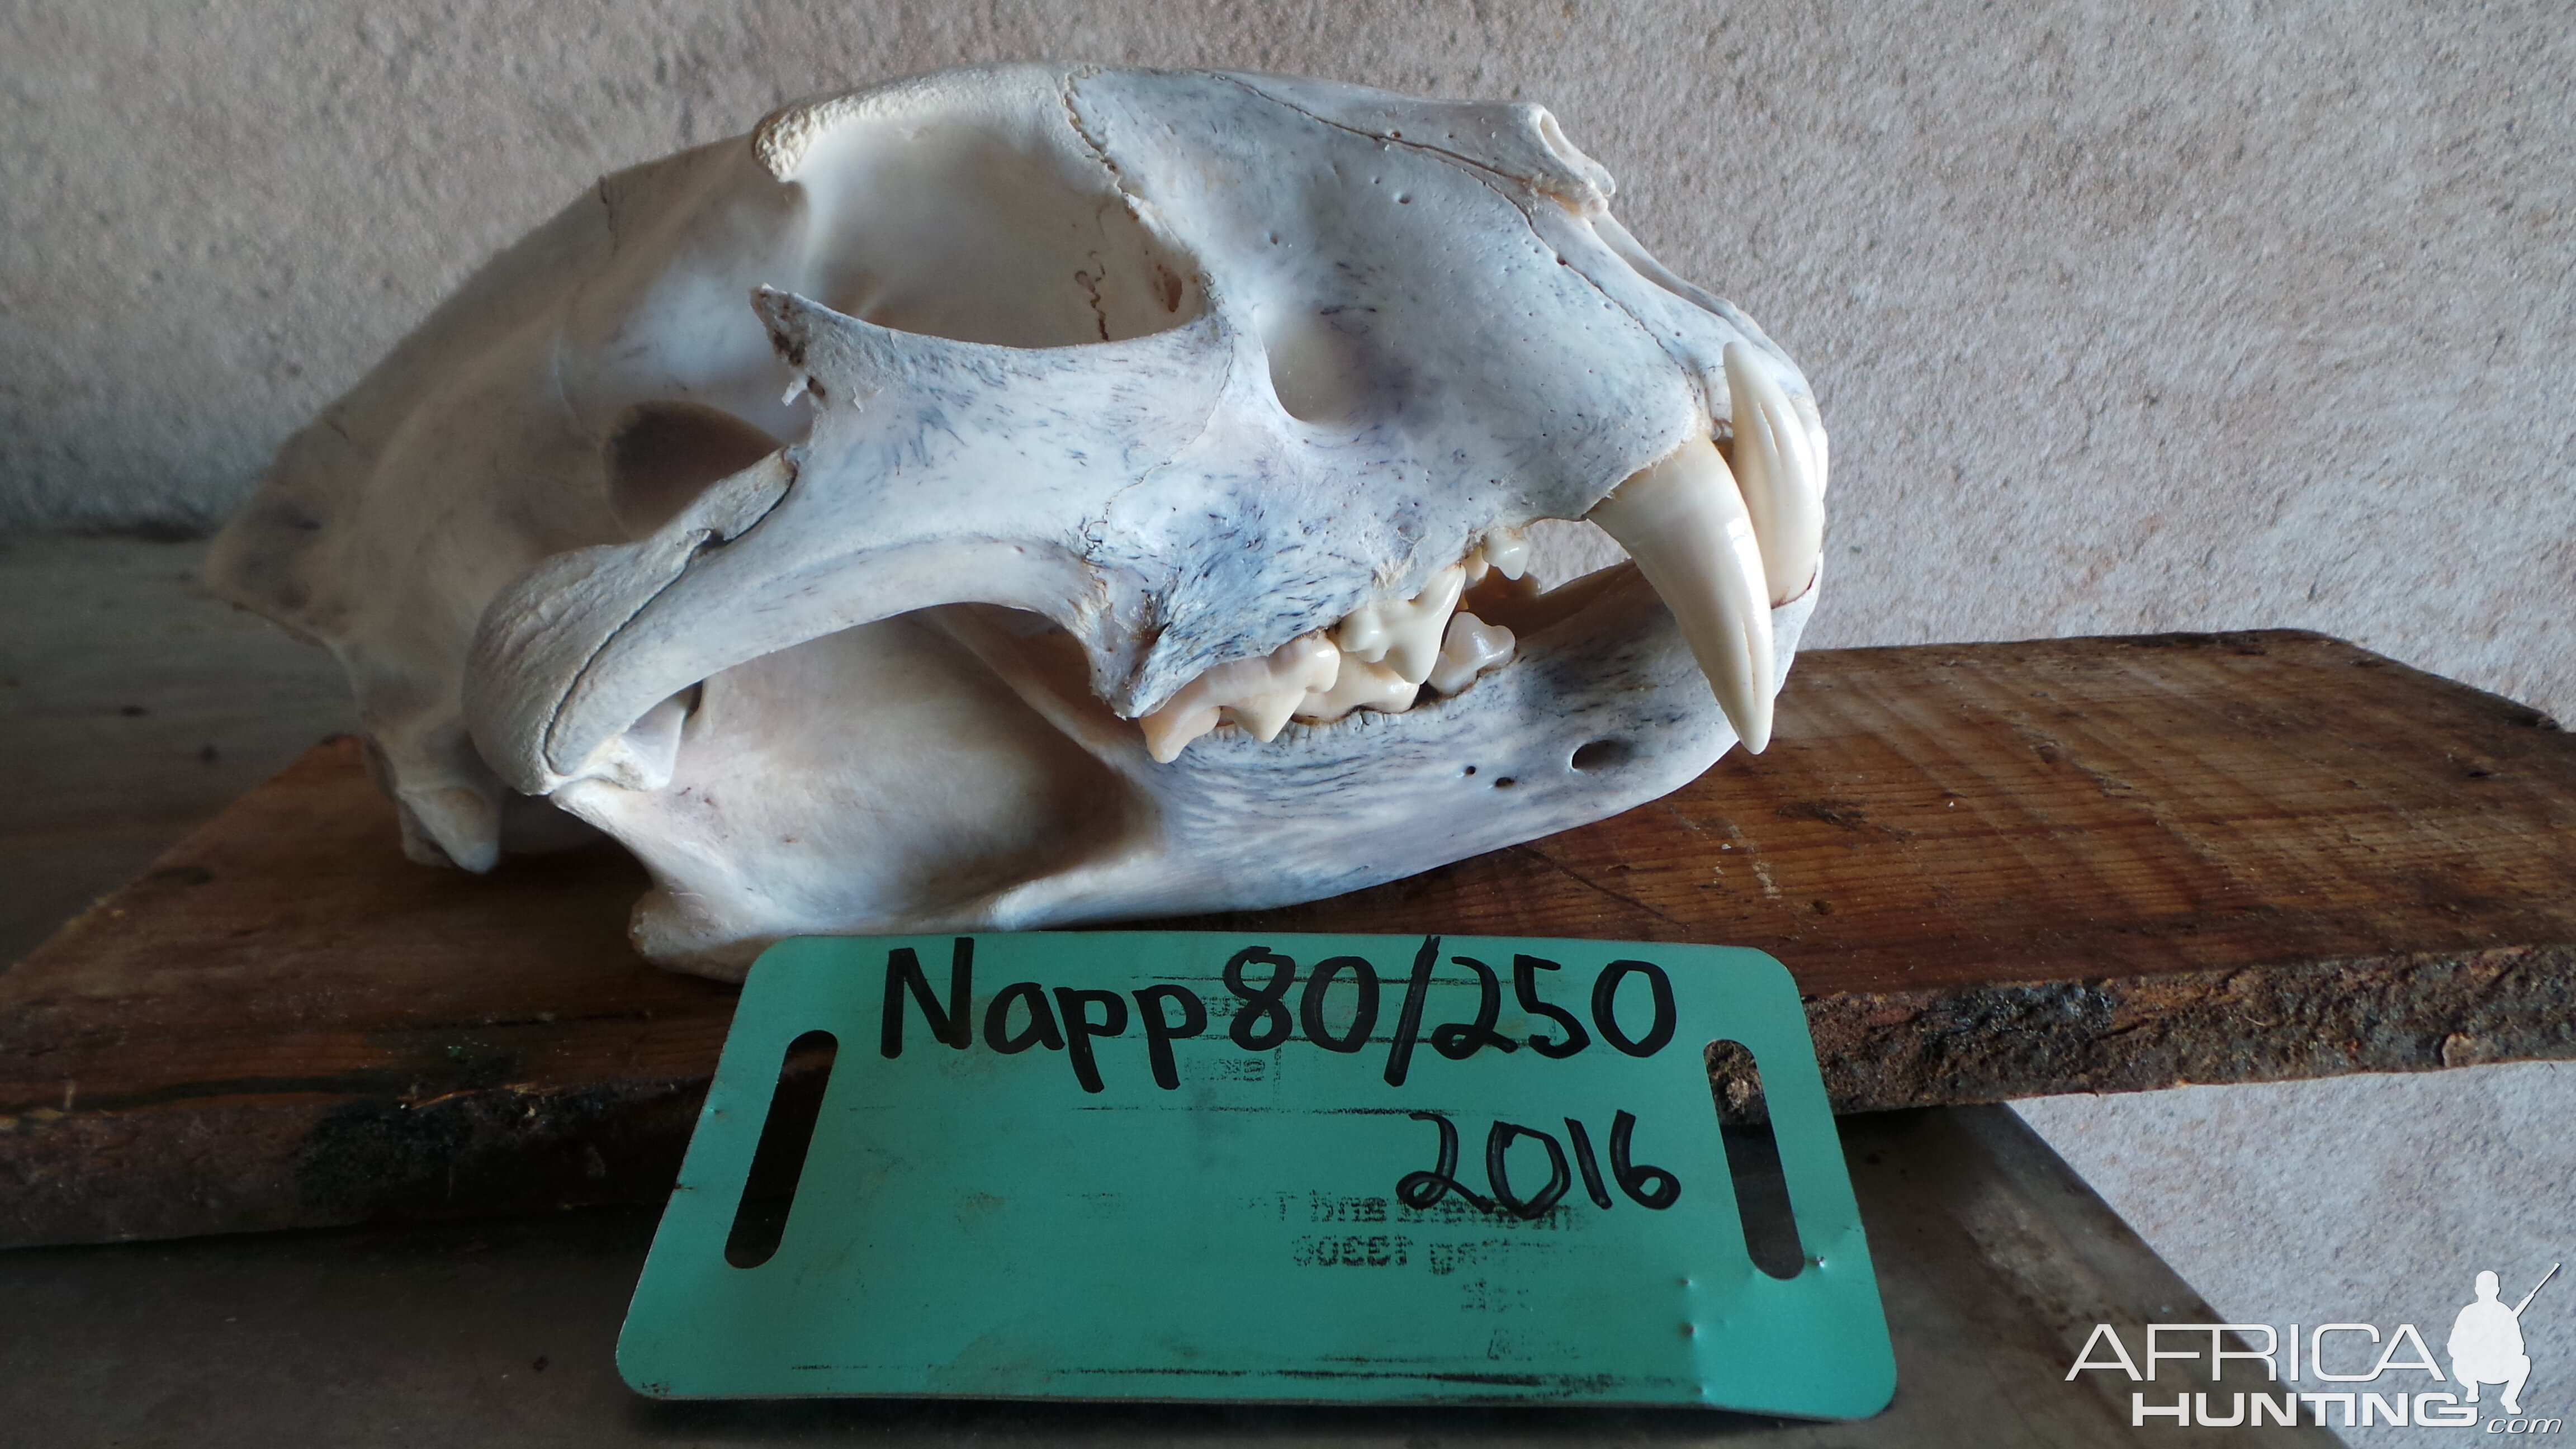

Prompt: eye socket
[605,401,781,539]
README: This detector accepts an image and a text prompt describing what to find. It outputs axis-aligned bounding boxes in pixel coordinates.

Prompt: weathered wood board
[4,630,2573,1247]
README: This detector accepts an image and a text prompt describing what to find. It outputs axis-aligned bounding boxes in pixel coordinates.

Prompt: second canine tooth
[1725,341,1827,607]
[1427,612,1515,695]
[1140,632,1341,764]
[1586,434,1777,752]
[1332,564,1465,685]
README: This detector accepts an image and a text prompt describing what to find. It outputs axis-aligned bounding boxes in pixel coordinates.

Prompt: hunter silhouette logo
[2066,1259,2561,1431]
[2453,1265,2558,1417]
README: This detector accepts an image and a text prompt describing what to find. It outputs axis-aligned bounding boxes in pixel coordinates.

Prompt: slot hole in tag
[724,1029,840,1268]
[1707,1040,1806,1279]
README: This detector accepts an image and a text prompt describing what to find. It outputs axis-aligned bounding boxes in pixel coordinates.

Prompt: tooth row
[1581,342,1828,755]
[1140,632,1342,764]
[1142,554,1519,761]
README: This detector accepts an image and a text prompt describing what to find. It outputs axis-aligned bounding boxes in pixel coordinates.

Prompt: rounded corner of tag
[1842,1348,1900,1419]
[1716,946,1801,993]
[612,1332,681,1400]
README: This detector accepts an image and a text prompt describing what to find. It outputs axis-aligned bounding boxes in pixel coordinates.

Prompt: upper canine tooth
[1585,434,1776,752]
[1140,632,1341,764]
[1725,341,1827,607]
[1483,528,1532,580]
[1788,390,1830,499]
[1332,564,1466,685]
[1427,612,1515,695]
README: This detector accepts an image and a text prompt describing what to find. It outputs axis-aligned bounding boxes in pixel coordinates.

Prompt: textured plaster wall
[4,0,2572,717]
[4,2,2571,1433]
[2021,1064,2575,1448]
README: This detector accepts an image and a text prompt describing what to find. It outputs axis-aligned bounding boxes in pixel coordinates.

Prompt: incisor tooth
[1332,564,1465,685]
[1725,342,1826,607]
[1141,632,1342,763]
[1585,435,1775,751]
[1427,612,1515,695]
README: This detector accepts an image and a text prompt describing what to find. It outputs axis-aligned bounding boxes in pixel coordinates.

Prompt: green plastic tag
[618,932,1893,1417]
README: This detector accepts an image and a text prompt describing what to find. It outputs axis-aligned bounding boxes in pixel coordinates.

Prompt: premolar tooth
[1332,564,1465,685]
[1140,632,1341,764]
[1295,655,1419,723]
[1427,612,1515,695]
[1586,435,1775,752]
[1725,341,1826,606]
[1483,528,1532,580]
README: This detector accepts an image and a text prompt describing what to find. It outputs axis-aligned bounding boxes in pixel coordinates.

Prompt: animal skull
[207,65,1830,979]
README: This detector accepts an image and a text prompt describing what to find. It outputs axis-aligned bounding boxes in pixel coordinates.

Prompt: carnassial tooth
[1725,342,1826,606]
[1295,654,1420,723]
[1141,632,1341,764]
[1483,528,1531,580]
[1225,633,1344,740]
[1332,564,1465,685]
[1426,612,1516,695]
[1586,435,1775,752]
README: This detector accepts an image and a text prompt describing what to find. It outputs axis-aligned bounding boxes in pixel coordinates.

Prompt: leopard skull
[206,64,1830,978]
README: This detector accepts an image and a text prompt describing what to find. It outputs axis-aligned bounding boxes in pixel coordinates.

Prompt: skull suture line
[207,65,1830,979]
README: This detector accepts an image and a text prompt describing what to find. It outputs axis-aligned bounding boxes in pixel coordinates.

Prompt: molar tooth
[1585,434,1775,752]
[1295,655,1419,723]
[1725,341,1826,606]
[1140,632,1341,764]
[1427,612,1515,695]
[1483,528,1532,580]
[1332,564,1465,685]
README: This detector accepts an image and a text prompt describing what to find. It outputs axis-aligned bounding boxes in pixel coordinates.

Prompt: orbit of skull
[207,65,1830,978]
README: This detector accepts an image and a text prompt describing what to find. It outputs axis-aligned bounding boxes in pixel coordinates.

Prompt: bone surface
[205,64,1832,976]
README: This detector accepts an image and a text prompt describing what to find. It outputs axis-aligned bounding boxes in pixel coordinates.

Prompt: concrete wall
[4,0,2571,719]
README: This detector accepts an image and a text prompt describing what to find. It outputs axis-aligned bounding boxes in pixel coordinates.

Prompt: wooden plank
[4,629,2573,1247]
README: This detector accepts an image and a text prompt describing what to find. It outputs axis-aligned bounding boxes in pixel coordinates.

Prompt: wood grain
[4,630,2572,1247]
